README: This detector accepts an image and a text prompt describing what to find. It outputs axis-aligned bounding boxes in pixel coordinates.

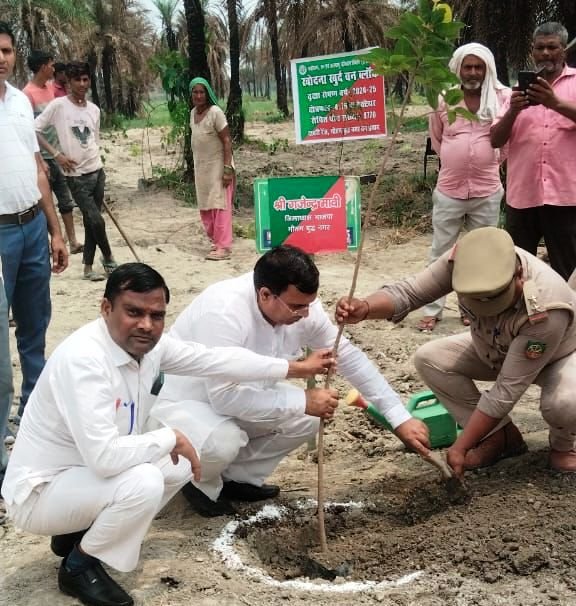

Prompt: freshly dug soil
[238,456,575,587]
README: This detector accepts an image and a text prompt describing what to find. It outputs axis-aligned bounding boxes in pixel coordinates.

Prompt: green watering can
[346,389,459,449]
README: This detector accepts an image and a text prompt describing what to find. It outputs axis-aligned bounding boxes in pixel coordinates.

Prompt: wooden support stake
[316,72,417,552]
[102,199,141,262]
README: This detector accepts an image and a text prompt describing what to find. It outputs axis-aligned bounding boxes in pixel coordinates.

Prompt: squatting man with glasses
[1,262,335,606]
[151,245,431,517]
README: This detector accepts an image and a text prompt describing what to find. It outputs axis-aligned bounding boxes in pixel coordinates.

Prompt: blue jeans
[0,211,51,416]
[0,278,13,478]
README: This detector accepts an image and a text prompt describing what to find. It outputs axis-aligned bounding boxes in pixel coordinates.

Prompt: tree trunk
[87,48,101,108]
[183,0,211,179]
[265,0,288,116]
[102,41,115,114]
[166,25,177,52]
[226,0,244,142]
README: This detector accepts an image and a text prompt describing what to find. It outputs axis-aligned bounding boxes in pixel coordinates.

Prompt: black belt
[0,204,41,226]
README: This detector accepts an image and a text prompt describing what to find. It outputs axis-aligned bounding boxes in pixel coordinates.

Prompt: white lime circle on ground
[211,499,423,593]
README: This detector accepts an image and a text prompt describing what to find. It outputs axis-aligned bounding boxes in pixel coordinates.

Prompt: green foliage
[387,113,428,132]
[365,0,475,123]
[149,51,190,140]
[267,138,290,155]
[120,102,172,130]
[151,166,196,207]
[233,221,256,239]
[243,97,293,122]
[363,173,435,231]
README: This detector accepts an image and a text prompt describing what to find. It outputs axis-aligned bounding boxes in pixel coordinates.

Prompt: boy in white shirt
[35,61,117,281]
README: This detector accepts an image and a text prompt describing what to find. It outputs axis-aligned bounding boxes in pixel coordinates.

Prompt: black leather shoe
[181,482,236,517]
[222,481,280,502]
[58,560,133,606]
[51,530,88,557]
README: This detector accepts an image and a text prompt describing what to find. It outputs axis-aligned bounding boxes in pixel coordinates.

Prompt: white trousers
[422,187,503,318]
[155,400,319,501]
[8,455,192,572]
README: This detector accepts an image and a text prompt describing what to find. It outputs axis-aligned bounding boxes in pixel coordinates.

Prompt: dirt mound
[238,455,576,588]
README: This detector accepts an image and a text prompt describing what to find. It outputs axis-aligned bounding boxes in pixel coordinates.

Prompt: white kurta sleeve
[51,357,177,478]
[305,303,412,429]
[158,334,290,384]
[169,312,306,421]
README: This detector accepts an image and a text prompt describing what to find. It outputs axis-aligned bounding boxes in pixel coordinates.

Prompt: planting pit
[215,457,576,591]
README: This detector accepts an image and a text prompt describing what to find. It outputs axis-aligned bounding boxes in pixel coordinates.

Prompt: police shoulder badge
[525,340,546,359]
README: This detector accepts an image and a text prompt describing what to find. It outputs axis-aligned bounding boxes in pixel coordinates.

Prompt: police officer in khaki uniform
[336,227,576,477]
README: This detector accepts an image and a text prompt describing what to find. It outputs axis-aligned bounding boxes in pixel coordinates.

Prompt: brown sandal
[416,316,441,332]
[205,248,231,261]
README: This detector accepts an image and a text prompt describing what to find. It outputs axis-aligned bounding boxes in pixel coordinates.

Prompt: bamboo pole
[102,199,141,262]
[316,72,417,552]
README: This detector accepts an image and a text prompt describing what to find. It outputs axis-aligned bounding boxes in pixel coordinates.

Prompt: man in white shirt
[35,61,116,281]
[152,245,430,517]
[1,262,334,606]
[0,21,68,420]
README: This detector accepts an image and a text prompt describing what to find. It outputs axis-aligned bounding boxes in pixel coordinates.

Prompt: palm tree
[293,0,399,57]
[82,0,155,117]
[450,0,576,83]
[226,0,244,141]
[3,0,90,84]
[183,0,210,80]
[152,0,181,51]
[204,7,229,98]
[256,0,288,116]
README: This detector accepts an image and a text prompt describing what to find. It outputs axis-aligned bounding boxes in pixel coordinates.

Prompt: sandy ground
[1,120,573,606]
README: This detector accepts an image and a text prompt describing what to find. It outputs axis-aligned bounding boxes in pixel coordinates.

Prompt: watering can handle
[406,390,438,413]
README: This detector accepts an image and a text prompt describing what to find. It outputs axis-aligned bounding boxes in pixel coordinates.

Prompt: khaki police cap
[452,227,517,317]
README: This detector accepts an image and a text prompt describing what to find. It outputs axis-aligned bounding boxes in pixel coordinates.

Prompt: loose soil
[1,117,573,606]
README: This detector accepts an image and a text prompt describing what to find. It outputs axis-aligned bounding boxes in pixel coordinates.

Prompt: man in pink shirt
[491,22,576,280]
[419,43,510,332]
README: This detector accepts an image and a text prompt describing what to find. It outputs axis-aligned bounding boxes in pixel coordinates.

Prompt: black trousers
[505,204,576,280]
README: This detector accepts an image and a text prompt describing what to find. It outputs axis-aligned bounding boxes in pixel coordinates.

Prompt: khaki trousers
[414,332,576,451]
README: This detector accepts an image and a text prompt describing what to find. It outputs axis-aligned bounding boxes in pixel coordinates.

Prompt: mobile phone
[516,69,544,105]
[517,71,539,93]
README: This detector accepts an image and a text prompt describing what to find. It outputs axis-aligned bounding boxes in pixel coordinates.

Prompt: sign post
[254,175,361,254]
[291,49,387,145]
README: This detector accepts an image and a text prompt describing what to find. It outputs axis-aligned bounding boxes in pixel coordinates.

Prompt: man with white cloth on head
[418,43,511,332]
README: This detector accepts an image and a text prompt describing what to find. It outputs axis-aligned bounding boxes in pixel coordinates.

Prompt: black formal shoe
[58,560,133,606]
[221,481,280,502]
[51,530,89,557]
[181,482,237,518]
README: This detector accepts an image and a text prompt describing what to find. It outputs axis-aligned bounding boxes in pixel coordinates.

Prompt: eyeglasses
[273,295,311,317]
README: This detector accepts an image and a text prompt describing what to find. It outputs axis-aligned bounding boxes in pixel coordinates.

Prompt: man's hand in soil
[171,429,201,482]
[394,418,431,457]
[446,446,467,480]
[305,387,339,420]
[287,349,336,379]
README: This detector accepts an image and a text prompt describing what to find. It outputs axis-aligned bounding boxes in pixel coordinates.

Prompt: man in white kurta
[151,246,429,516]
[1,262,331,606]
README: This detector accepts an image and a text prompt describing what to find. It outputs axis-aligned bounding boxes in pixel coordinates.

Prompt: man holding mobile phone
[490,22,576,281]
